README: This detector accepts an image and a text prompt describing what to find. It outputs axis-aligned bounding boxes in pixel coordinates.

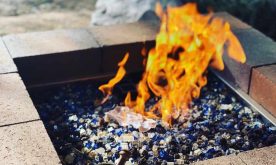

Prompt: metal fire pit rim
[212,70,276,126]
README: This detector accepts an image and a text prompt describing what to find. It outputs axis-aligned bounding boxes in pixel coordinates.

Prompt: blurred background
[0,0,275,40]
[0,0,96,35]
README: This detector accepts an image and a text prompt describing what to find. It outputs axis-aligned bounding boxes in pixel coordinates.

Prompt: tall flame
[100,3,246,124]
[99,53,129,96]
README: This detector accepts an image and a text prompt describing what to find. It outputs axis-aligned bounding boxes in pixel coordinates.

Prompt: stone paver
[90,21,158,46]
[250,65,276,117]
[3,29,101,87]
[0,38,17,74]
[0,73,40,126]
[260,145,276,163]
[89,21,158,73]
[3,28,99,58]
[0,120,60,165]
[194,145,276,165]
[193,153,245,165]
[238,146,276,165]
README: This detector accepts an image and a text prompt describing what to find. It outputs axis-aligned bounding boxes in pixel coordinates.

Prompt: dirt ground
[0,0,95,36]
[0,10,91,36]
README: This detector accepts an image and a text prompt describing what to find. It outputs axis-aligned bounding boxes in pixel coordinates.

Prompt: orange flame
[98,53,129,96]
[101,3,246,125]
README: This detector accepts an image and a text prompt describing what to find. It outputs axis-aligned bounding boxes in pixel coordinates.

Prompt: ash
[32,75,276,165]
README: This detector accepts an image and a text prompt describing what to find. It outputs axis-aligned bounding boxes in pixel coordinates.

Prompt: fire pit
[26,2,276,165]
[1,2,275,165]
[29,72,276,164]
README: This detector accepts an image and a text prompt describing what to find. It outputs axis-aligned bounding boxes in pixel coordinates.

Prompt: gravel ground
[31,74,276,164]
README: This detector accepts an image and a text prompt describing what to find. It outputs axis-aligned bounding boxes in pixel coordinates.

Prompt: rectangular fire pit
[0,10,275,165]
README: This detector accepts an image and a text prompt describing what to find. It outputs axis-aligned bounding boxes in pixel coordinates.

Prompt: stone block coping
[0,73,40,126]
[3,29,102,87]
[193,145,276,165]
[250,64,276,117]
[0,120,61,164]
[0,38,17,74]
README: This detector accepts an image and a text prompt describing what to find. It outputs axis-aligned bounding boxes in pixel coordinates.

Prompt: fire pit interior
[29,72,276,165]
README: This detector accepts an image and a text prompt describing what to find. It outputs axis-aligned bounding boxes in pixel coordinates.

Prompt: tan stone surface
[193,154,245,165]
[3,28,99,58]
[250,65,276,117]
[0,120,60,165]
[89,21,158,46]
[238,146,276,165]
[0,73,40,126]
[194,146,276,165]
[261,145,276,163]
[0,38,17,74]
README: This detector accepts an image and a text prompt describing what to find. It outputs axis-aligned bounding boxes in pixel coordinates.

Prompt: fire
[99,3,246,125]
[99,53,129,96]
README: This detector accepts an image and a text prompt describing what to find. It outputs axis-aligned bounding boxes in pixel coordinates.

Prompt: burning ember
[99,3,246,124]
